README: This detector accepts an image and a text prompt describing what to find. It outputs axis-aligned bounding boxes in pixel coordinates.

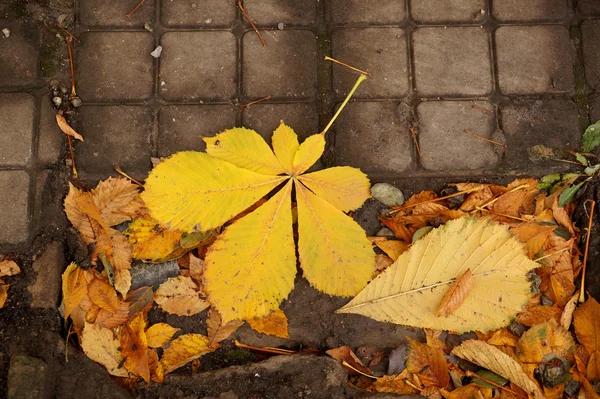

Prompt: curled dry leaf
[146,323,180,348]
[147,348,164,383]
[0,260,20,277]
[487,329,518,347]
[437,268,473,317]
[326,346,372,376]
[56,114,84,141]
[515,304,561,327]
[62,262,87,319]
[372,372,418,395]
[441,383,492,399]
[154,276,209,317]
[374,239,408,261]
[373,254,394,277]
[81,322,130,377]
[160,334,218,374]
[248,309,290,339]
[406,337,449,388]
[206,307,244,346]
[92,177,144,226]
[120,314,150,382]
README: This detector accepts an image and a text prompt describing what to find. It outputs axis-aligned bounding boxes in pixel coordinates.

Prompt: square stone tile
[245,0,317,25]
[0,170,30,245]
[243,30,317,98]
[582,21,600,90]
[578,0,600,16]
[160,32,237,101]
[411,0,486,23]
[496,26,573,95]
[331,0,405,24]
[38,95,64,166]
[158,105,238,157]
[77,32,154,102]
[334,102,413,174]
[412,27,492,96]
[74,106,154,180]
[332,28,409,98]
[500,100,580,171]
[492,0,569,21]
[417,101,500,171]
[79,0,155,27]
[243,103,319,141]
[0,93,34,167]
[0,20,38,86]
[161,0,236,27]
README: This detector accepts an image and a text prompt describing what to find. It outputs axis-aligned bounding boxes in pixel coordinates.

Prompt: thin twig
[474,207,528,222]
[234,340,295,355]
[65,323,72,363]
[533,246,572,263]
[341,360,376,379]
[464,129,506,148]
[554,159,584,166]
[465,371,520,396]
[409,127,422,160]
[240,95,271,109]
[388,185,484,214]
[65,37,76,96]
[321,74,368,136]
[479,184,531,209]
[472,104,493,113]
[54,24,79,42]
[580,200,596,303]
[115,166,143,186]
[126,0,147,18]
[238,2,266,46]
[324,56,371,75]
[66,135,78,179]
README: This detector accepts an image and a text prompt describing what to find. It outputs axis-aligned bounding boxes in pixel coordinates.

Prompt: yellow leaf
[406,337,449,388]
[271,122,300,172]
[142,151,286,232]
[204,127,285,175]
[292,134,325,175]
[125,218,183,261]
[574,297,600,380]
[88,277,119,313]
[295,181,374,297]
[206,307,244,345]
[154,276,209,316]
[0,282,10,309]
[81,322,129,377]
[109,229,132,296]
[560,291,579,330]
[205,181,296,322]
[373,373,418,394]
[297,166,370,211]
[248,309,290,338]
[189,254,205,285]
[62,262,87,319]
[120,313,149,382]
[337,217,538,332]
[0,260,20,277]
[147,349,164,383]
[374,240,408,261]
[146,323,180,348]
[441,383,492,399]
[487,329,518,347]
[92,177,142,226]
[516,321,575,377]
[64,183,108,248]
[56,114,84,141]
[437,268,473,317]
[452,340,542,398]
[160,334,217,374]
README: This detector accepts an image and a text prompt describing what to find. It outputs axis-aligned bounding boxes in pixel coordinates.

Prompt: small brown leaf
[436,268,473,317]
[154,276,209,317]
[374,239,408,261]
[120,314,149,382]
[248,309,290,338]
[326,346,372,375]
[0,260,20,277]
[62,262,88,319]
[406,337,449,388]
[206,308,243,345]
[56,114,84,141]
[88,278,119,313]
[0,281,10,309]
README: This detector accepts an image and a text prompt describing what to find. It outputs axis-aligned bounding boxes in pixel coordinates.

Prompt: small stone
[353,198,388,236]
[144,23,153,32]
[375,227,395,238]
[52,96,62,107]
[205,18,213,24]
[130,260,180,290]
[564,380,580,397]
[70,96,82,108]
[387,345,406,375]
[278,23,285,30]
[150,45,163,58]
[370,183,405,206]
[2,28,10,38]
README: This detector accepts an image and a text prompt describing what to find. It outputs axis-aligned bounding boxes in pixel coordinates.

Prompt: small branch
[54,24,79,42]
[464,129,506,148]
[238,2,266,46]
[65,37,76,96]
[474,207,528,222]
[324,56,371,75]
[479,184,530,209]
[320,74,368,137]
[66,135,78,179]
[465,371,520,396]
[115,166,143,186]
[240,95,271,109]
[472,104,493,113]
[341,360,376,379]
[409,127,422,161]
[533,246,572,263]
[388,185,484,214]
[580,200,596,303]
[234,340,295,355]
[126,0,147,18]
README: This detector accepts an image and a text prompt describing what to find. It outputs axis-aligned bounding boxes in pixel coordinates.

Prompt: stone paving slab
[38,95,64,167]
[245,0,318,26]
[491,0,570,21]
[578,0,600,16]
[161,0,236,27]
[0,171,30,246]
[0,93,35,167]
[582,20,600,90]
[330,0,405,24]
[411,0,485,23]
[0,19,38,87]
[242,103,319,140]
[79,0,155,28]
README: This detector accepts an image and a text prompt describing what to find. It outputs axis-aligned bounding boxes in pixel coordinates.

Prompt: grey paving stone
[0,170,30,245]
[75,106,153,180]
[500,100,580,171]
[245,0,317,25]
[0,20,38,86]
[161,0,236,27]
[578,0,600,16]
[412,27,492,97]
[417,101,500,171]
[496,26,574,95]
[77,32,154,102]
[29,241,64,309]
[590,95,600,122]
[0,93,34,167]
[332,28,409,98]
[8,355,46,399]
[243,30,317,98]
[243,103,319,141]
[33,169,66,231]
[160,32,237,101]
[492,0,568,22]
[79,0,155,27]
[38,95,64,166]
[582,21,600,90]
[330,0,405,24]
[158,105,238,157]
[411,0,486,23]
[334,102,413,174]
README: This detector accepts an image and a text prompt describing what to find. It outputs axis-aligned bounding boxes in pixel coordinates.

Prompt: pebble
[278,23,285,30]
[52,96,62,107]
[370,183,405,206]
[2,28,10,38]
[144,23,153,32]
[150,45,163,58]
[71,96,82,108]
[375,227,395,238]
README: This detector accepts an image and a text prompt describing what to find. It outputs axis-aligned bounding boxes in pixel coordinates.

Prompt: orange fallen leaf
[154,276,209,317]
[560,291,579,330]
[441,383,492,399]
[406,337,449,388]
[88,277,119,313]
[206,307,244,345]
[248,309,290,339]
[574,297,600,381]
[62,262,88,319]
[487,328,518,347]
[374,239,408,261]
[120,314,150,382]
[92,177,144,227]
[509,222,555,258]
[437,268,473,317]
[56,114,84,141]
[147,348,164,383]
[459,185,494,212]
[372,370,418,395]
[0,260,20,277]
[326,346,372,376]
[160,334,218,374]
[0,281,10,309]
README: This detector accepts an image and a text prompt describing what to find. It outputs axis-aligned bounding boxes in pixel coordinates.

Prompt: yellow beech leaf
[125,218,183,261]
[0,282,10,309]
[297,166,371,211]
[204,127,285,175]
[148,349,164,383]
[154,276,209,316]
[146,323,180,348]
[92,177,143,227]
[516,321,575,377]
[88,277,119,313]
[271,122,299,172]
[337,217,538,332]
[374,239,408,261]
[292,133,325,175]
[142,151,286,232]
[205,181,296,322]
[0,260,20,277]
[120,314,149,382]
[295,181,374,297]
[248,309,290,338]
[452,340,543,398]
[81,322,130,377]
[436,268,473,317]
[206,307,244,345]
[160,334,217,374]
[62,262,88,319]
[56,114,84,141]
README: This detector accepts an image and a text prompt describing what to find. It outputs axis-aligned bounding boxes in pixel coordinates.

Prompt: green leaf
[576,153,589,166]
[537,174,561,191]
[412,226,433,244]
[582,121,600,152]
[474,369,508,389]
[585,164,600,176]
[558,182,585,207]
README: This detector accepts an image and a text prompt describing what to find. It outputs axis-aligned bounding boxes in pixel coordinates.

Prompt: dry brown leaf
[441,383,492,399]
[206,307,243,345]
[560,291,579,330]
[356,345,384,368]
[424,329,446,350]
[120,314,149,382]
[154,276,209,317]
[108,229,133,296]
[0,281,9,309]
[437,268,473,317]
[62,262,88,319]
[64,184,109,252]
[160,334,217,374]
[95,300,130,329]
[509,222,555,258]
[406,337,449,388]
[487,328,518,347]
[92,177,143,227]
[81,322,129,377]
[459,185,494,212]
[147,348,164,383]
[379,217,416,242]
[491,178,539,219]
[373,254,394,277]
[574,297,600,382]
[420,386,442,399]
[326,346,372,375]
[188,253,205,286]
[373,372,418,395]
[515,305,561,326]
[56,114,84,141]
[146,323,180,348]
[374,239,408,261]
[88,277,119,313]
[552,196,576,236]
[0,260,20,277]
